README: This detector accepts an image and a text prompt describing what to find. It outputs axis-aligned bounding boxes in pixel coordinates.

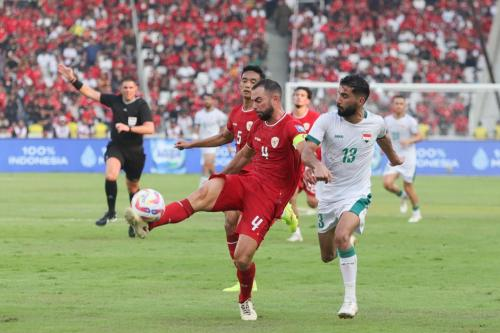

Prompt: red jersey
[246,114,306,210]
[292,109,320,133]
[293,109,321,160]
[226,104,258,152]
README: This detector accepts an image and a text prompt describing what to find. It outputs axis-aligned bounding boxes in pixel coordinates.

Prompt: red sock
[149,199,194,230]
[226,233,239,259]
[237,262,256,303]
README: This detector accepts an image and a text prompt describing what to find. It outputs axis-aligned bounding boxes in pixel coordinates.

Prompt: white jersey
[384,114,418,161]
[308,110,387,211]
[194,108,227,139]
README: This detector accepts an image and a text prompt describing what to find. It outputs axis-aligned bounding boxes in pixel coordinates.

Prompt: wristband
[128,126,132,133]
[72,79,83,90]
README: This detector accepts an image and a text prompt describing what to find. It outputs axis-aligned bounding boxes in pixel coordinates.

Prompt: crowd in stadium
[0,0,498,139]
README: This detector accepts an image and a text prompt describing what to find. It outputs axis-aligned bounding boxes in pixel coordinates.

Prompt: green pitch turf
[0,173,499,333]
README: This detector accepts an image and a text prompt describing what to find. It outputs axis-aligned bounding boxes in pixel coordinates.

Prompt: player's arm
[175,127,234,150]
[57,64,101,102]
[299,115,332,183]
[300,136,332,183]
[401,131,423,147]
[222,144,254,174]
[377,135,404,166]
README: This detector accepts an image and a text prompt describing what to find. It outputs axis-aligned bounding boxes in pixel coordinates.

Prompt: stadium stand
[289,0,496,136]
[0,0,267,138]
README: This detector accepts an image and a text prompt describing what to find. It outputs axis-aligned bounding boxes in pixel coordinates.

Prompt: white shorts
[200,147,217,156]
[383,161,416,183]
[317,195,371,234]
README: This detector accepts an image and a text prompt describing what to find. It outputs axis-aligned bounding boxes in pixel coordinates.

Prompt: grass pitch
[0,173,499,333]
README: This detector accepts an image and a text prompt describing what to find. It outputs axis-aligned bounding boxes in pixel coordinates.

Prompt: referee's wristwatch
[128,126,133,133]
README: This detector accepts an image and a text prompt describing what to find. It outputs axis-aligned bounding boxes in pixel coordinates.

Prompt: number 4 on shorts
[251,216,264,231]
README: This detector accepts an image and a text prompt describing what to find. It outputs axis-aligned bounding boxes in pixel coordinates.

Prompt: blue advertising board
[0,139,499,176]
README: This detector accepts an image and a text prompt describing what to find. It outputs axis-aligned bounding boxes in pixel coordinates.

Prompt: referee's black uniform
[100,94,153,180]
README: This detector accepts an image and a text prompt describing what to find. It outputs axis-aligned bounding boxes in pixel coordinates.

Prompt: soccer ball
[131,189,165,222]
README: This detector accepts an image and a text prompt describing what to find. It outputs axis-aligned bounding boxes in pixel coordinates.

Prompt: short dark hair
[392,94,406,101]
[121,77,137,84]
[252,79,282,98]
[242,65,266,80]
[294,86,312,100]
[339,74,370,100]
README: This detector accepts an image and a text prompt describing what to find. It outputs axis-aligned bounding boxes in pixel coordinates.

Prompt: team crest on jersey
[304,123,310,131]
[362,132,372,143]
[271,136,280,148]
[246,121,253,131]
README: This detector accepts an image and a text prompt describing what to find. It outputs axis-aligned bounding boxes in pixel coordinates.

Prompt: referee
[58,64,154,237]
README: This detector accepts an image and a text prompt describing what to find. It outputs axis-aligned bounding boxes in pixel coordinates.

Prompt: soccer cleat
[124,207,149,239]
[128,225,136,238]
[281,203,299,232]
[222,281,258,292]
[239,299,258,321]
[400,197,408,213]
[287,228,303,242]
[408,211,422,223]
[95,212,117,226]
[337,301,358,319]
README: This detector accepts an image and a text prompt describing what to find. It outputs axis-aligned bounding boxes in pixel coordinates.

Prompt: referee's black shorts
[104,142,146,181]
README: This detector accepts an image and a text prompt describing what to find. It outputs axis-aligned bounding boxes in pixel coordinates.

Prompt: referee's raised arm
[58,64,101,102]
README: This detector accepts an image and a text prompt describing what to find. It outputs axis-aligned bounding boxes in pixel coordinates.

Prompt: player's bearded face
[257,106,273,120]
[337,102,357,118]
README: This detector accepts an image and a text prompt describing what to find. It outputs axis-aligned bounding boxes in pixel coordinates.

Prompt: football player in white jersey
[301,75,403,319]
[193,94,227,186]
[382,95,423,223]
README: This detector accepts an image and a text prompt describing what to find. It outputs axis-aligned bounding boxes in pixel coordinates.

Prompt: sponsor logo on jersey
[232,123,237,127]
[246,121,253,131]
[255,137,261,142]
[295,125,306,133]
[334,134,344,139]
[123,108,127,112]
[362,132,372,143]
[271,137,280,148]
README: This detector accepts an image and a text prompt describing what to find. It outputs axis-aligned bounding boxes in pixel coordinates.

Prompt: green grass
[0,173,499,333]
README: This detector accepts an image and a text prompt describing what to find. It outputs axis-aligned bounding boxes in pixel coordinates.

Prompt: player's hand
[390,155,405,166]
[115,123,129,133]
[303,167,317,185]
[57,64,76,82]
[313,163,332,183]
[175,140,191,150]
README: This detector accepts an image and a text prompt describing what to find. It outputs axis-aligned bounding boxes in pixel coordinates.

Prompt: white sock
[339,253,357,303]
[294,227,302,236]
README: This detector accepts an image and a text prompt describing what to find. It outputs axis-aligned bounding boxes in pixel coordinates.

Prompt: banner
[371,140,500,176]
[0,139,498,175]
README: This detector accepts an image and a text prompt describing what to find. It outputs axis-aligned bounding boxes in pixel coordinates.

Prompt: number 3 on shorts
[250,216,264,231]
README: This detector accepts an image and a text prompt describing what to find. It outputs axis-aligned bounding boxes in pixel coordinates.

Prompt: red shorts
[210,173,279,245]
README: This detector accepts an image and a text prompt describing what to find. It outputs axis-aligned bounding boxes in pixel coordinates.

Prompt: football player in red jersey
[126,79,307,321]
[288,86,320,242]
[175,65,264,292]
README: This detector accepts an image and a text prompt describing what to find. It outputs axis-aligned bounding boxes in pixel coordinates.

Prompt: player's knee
[233,255,252,271]
[334,233,351,250]
[382,179,392,190]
